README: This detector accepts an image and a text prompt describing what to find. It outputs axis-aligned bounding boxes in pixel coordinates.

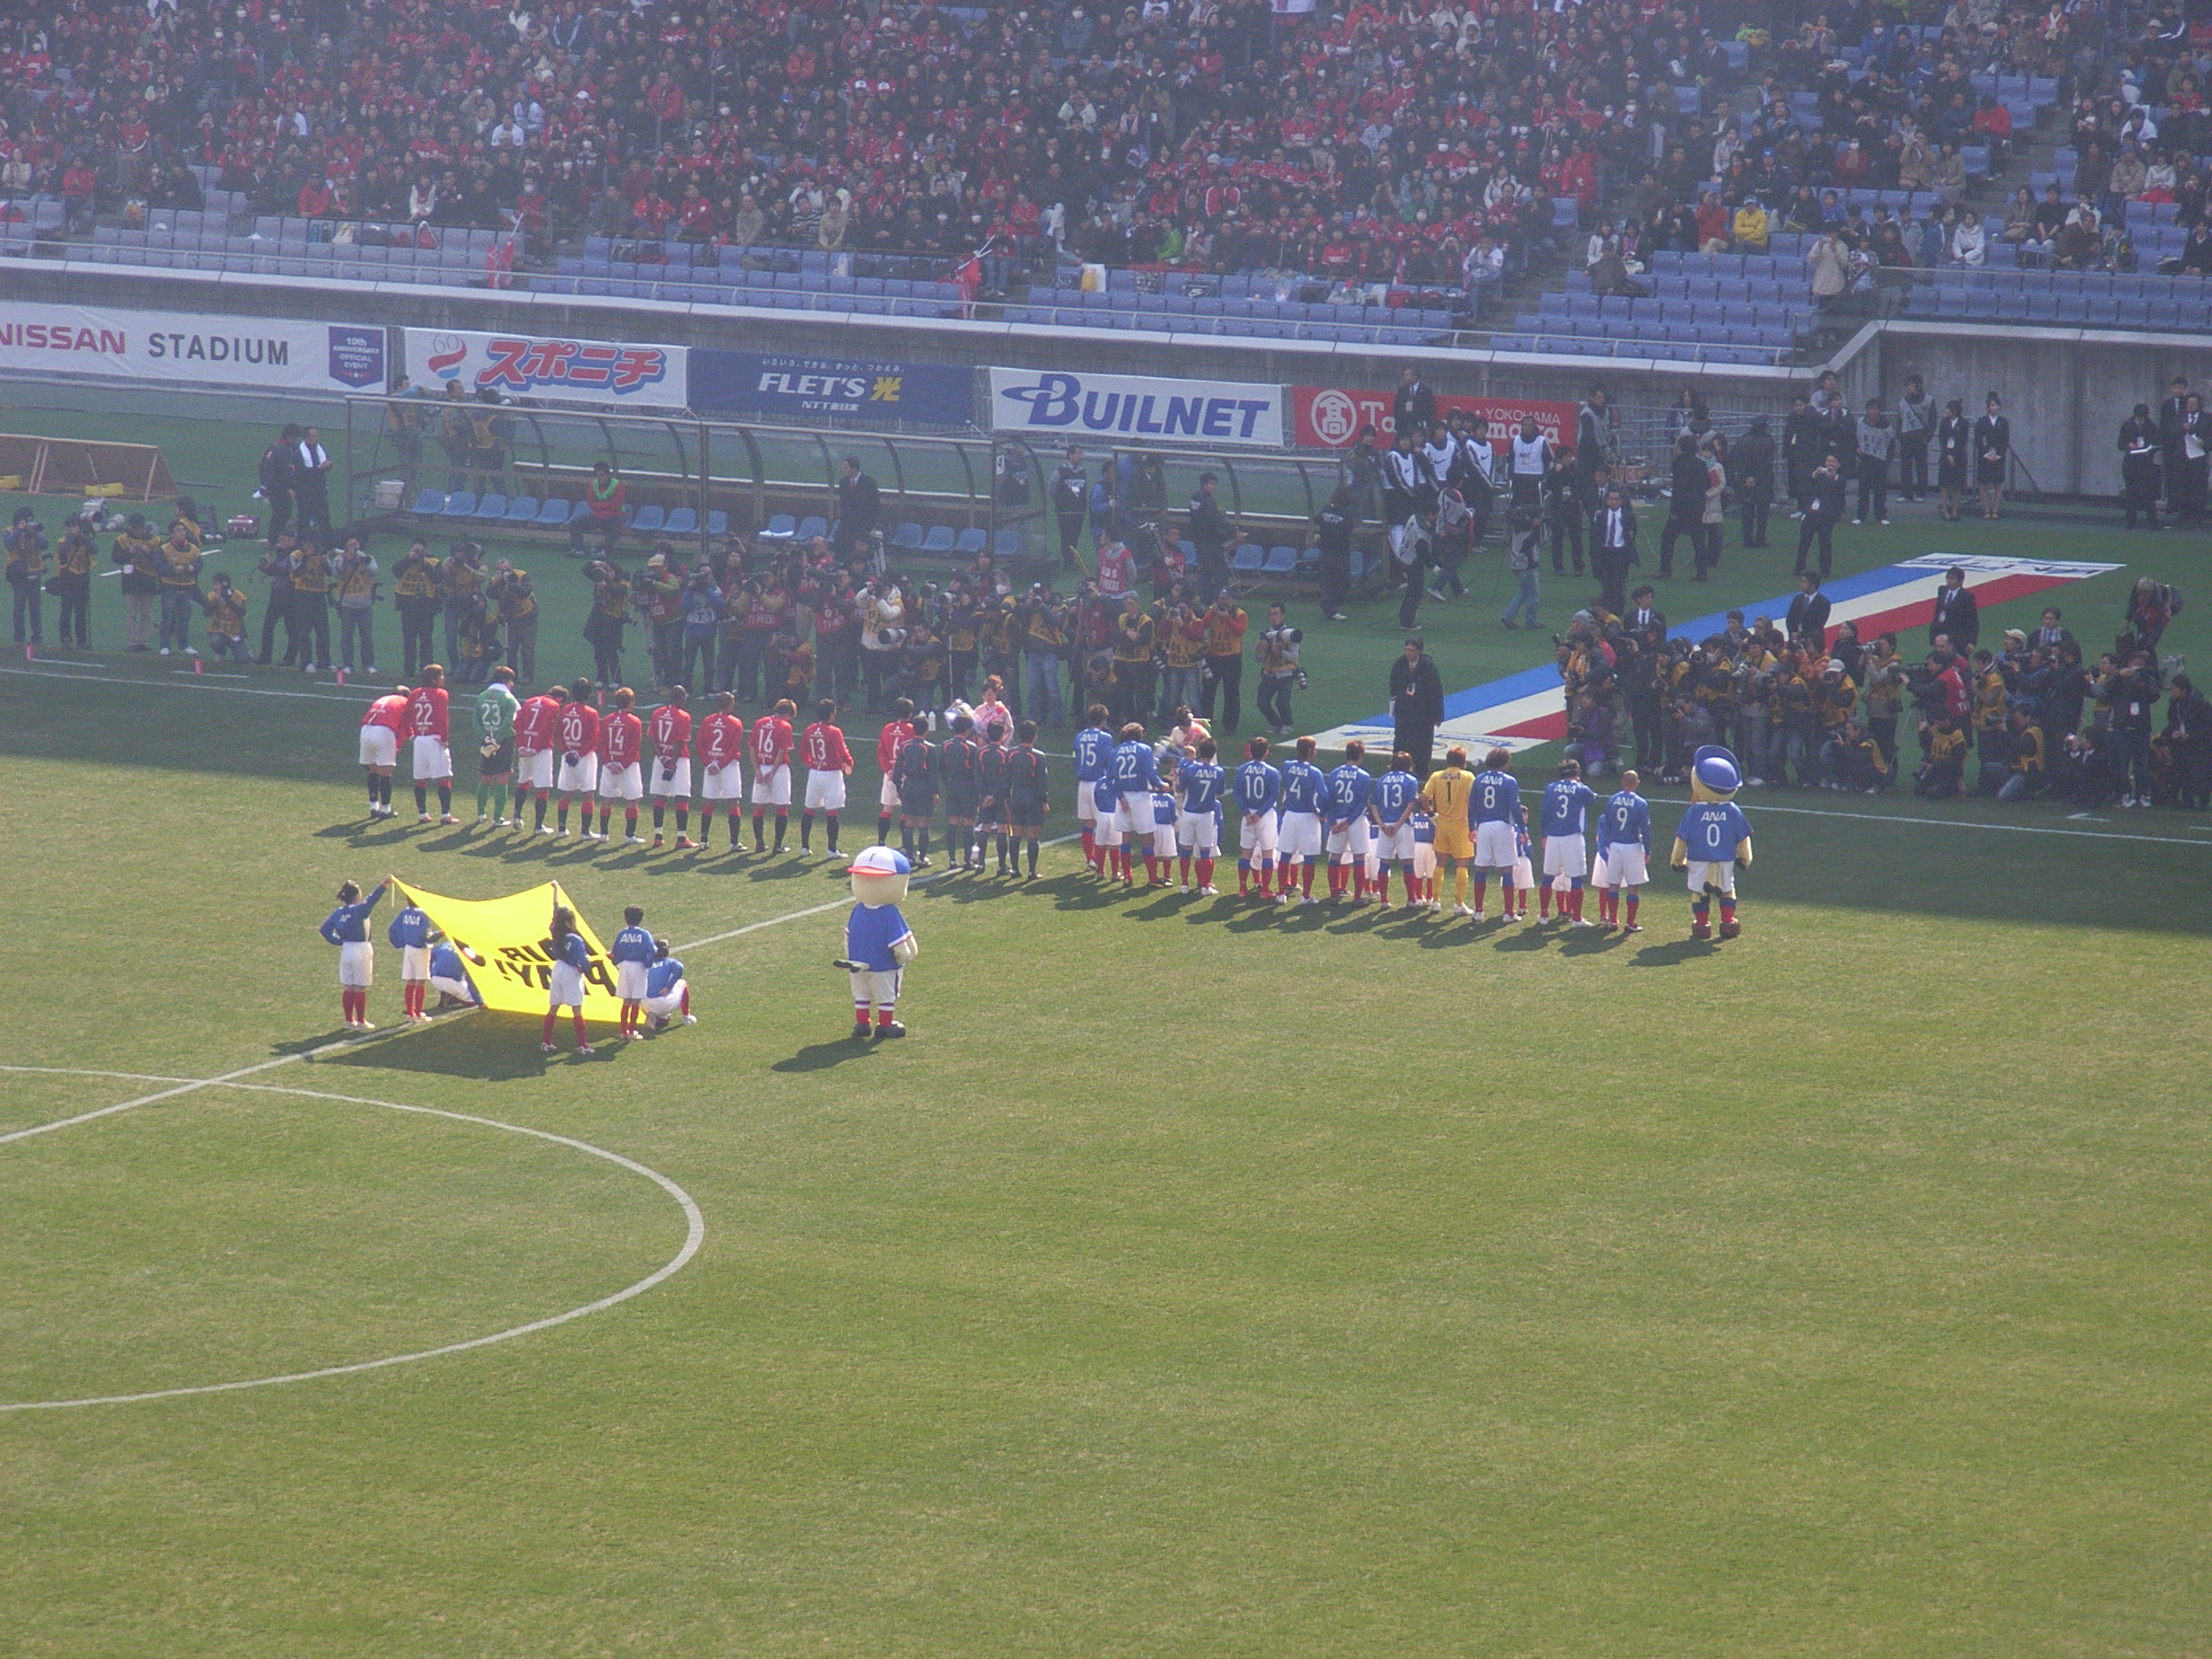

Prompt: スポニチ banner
[989,368,1282,447]
[407,328,688,408]
[1291,385,1580,450]
[0,306,386,391]
[692,350,973,426]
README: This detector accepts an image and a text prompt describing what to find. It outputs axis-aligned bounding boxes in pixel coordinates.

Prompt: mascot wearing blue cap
[1669,744,1753,940]
[839,845,919,1038]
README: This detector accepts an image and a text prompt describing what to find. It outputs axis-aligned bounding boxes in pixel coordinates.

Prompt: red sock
[542,1009,557,1043]
[1625,894,1639,925]
[1377,870,1391,903]
[1197,857,1213,889]
[1081,828,1097,867]
[1472,878,1487,910]
[1257,863,1272,895]
[1539,885,1551,917]
[876,1006,896,1027]
[1238,864,1249,894]
[1301,863,1315,897]
[572,1008,588,1043]
[679,987,690,1015]
[1569,887,1583,919]
[1721,899,1737,925]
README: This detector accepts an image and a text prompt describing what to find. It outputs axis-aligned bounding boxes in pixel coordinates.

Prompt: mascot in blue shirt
[839,845,919,1039]
[1670,744,1753,941]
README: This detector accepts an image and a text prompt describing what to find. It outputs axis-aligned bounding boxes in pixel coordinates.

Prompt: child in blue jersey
[1071,702,1115,875]
[427,940,482,1009]
[1149,787,1178,884]
[1410,806,1438,910]
[1369,750,1422,908]
[1594,768,1653,930]
[610,904,656,1040]
[1276,734,1329,903]
[1323,738,1376,903]
[1537,757,1600,925]
[1232,735,1282,897]
[320,877,390,1030]
[643,937,694,1029]
[1467,747,1522,921]
[1671,746,1754,939]
[1175,737,1227,893]
[1106,722,1166,888]
[1509,802,1536,922]
[540,905,595,1057]
[386,894,441,1022]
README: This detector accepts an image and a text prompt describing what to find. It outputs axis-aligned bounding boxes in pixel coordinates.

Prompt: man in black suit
[1621,580,1665,639]
[1389,636,1446,777]
[1929,564,1979,651]
[835,456,881,557]
[1659,433,1706,577]
[1785,569,1832,645]
[1392,368,1437,441]
[1590,486,1639,614]
[1795,452,1846,577]
[2160,375,2192,514]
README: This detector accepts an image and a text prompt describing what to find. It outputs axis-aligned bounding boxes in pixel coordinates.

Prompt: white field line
[1737,800,2212,849]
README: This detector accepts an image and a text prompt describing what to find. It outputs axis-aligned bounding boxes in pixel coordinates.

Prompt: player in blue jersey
[427,940,483,1009]
[1369,750,1422,909]
[643,937,694,1029]
[1175,737,1228,894]
[320,877,390,1030]
[1106,722,1166,888]
[1071,702,1115,875]
[610,904,656,1040]
[1537,757,1600,925]
[1509,801,1536,921]
[1466,747,1522,921]
[1276,734,1328,903]
[1148,786,1179,885]
[1323,738,1376,903]
[1410,805,1438,910]
[386,893,441,1023]
[1232,735,1283,897]
[1594,769,1653,930]
[540,904,595,1057]
[1672,747,1755,939]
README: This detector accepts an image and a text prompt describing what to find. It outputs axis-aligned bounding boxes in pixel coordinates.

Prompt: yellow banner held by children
[391,878,624,1024]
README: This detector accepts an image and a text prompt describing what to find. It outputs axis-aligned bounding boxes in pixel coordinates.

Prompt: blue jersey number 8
[1480,781,1498,811]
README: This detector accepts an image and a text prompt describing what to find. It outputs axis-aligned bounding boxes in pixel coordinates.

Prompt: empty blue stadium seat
[411,489,445,515]
[630,504,666,533]
[954,527,988,555]
[891,522,925,550]
[707,511,729,537]
[921,526,956,555]
[441,492,478,518]
[1231,543,1265,573]
[993,530,1020,559]
[796,515,829,542]
[663,507,698,535]
[504,496,538,523]
[535,498,572,526]
[1262,545,1298,575]
[759,514,797,541]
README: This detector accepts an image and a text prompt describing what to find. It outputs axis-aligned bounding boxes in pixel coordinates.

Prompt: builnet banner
[1290,384,1580,450]
[990,368,1284,447]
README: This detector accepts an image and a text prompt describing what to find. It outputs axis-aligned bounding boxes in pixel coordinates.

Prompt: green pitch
[3,401,2210,1655]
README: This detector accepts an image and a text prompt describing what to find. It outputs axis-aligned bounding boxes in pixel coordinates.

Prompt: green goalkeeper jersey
[475,683,519,745]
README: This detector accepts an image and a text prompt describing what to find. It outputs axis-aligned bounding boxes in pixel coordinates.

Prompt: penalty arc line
[0,1071,705,1413]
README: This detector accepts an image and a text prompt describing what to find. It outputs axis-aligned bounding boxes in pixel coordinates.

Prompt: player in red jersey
[357,683,412,819]
[876,695,917,844]
[646,685,695,848]
[551,676,601,836]
[408,665,457,825]
[595,685,646,843]
[514,683,564,833]
[696,690,748,852]
[749,697,797,853]
[798,697,855,856]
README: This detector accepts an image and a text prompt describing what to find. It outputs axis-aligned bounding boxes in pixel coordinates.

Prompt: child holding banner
[541,904,595,1057]
[320,877,390,1030]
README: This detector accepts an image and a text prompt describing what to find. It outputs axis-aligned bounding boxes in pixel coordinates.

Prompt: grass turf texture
[5,405,2212,1654]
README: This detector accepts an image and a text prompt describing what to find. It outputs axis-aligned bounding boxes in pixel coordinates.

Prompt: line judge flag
[390,878,624,1023]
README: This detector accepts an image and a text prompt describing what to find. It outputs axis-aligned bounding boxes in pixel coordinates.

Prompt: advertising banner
[408,328,687,407]
[0,306,385,391]
[1290,384,1579,450]
[693,350,973,426]
[989,368,1282,447]
[390,878,624,1024]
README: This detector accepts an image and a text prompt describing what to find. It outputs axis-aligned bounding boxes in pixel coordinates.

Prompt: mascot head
[1690,744,1742,804]
[849,844,912,908]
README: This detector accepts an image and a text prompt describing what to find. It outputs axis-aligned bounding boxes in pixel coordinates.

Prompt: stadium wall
[5,262,2205,496]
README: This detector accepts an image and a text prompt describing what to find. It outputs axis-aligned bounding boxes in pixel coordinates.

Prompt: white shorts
[1094,804,1124,847]
[1375,822,1415,862]
[556,753,600,796]
[1116,792,1154,834]
[1474,820,1518,869]
[616,961,650,1000]
[401,945,430,981]
[651,757,693,800]
[428,972,478,1005]
[1602,846,1649,886]
[1412,842,1437,879]
[1176,810,1220,854]
[338,940,372,988]
[358,726,397,767]
[848,966,902,1009]
[1686,859,1737,896]
[518,748,554,790]
[548,961,586,1008]
[412,734,453,781]
[1325,819,1373,860]
[1543,837,1588,879]
[878,775,901,809]
[702,760,745,801]
[1076,779,1100,822]
[1279,811,1323,860]
[1511,855,1534,891]
[752,764,792,807]
[805,771,848,811]
[645,980,687,1019]
[1151,821,1178,858]
[598,760,643,802]
[1236,811,1278,856]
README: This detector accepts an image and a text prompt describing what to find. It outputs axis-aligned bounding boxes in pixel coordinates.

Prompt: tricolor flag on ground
[1316,554,2122,755]
[390,879,624,1023]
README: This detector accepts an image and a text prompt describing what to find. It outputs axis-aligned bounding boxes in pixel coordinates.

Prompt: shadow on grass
[1628,938,1719,968]
[308,1015,558,1081]
[771,1036,884,1073]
